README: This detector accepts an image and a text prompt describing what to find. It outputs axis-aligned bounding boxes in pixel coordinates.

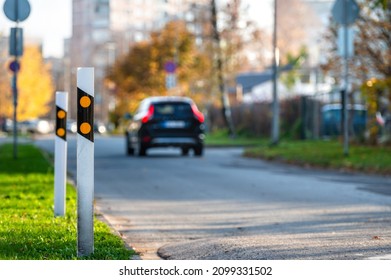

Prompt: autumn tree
[0,61,12,120]
[17,46,54,121]
[0,45,54,122]
[323,0,390,85]
[207,0,267,135]
[220,0,251,74]
[108,21,211,119]
[358,1,391,144]
[355,0,391,79]
[276,0,319,65]
[0,35,12,120]
[217,0,318,83]
[322,0,391,144]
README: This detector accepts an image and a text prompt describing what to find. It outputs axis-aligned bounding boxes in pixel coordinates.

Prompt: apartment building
[68,0,209,121]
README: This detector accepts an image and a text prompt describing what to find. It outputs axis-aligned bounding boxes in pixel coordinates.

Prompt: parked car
[125,96,205,156]
[321,104,366,137]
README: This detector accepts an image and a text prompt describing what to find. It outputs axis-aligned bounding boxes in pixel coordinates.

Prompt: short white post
[77,67,94,257]
[54,91,68,217]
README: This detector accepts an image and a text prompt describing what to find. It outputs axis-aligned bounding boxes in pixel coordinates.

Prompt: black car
[125,96,205,156]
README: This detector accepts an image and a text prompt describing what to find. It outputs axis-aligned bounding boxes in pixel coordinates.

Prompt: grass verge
[205,130,265,147]
[244,140,391,175]
[0,144,134,260]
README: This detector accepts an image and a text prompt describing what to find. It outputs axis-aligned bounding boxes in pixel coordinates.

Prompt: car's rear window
[153,102,193,118]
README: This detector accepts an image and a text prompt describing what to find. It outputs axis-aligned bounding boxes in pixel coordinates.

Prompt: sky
[0,0,273,58]
[0,0,72,57]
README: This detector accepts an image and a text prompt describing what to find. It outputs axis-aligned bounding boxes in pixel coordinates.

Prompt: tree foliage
[355,0,391,78]
[18,46,54,121]
[323,0,390,80]
[0,45,54,121]
[370,0,388,9]
[0,59,12,119]
[276,0,319,65]
[108,21,211,117]
[357,0,391,145]
[220,0,254,74]
[218,0,316,72]
[218,0,280,73]
[280,47,308,90]
[361,78,391,145]
[322,0,391,144]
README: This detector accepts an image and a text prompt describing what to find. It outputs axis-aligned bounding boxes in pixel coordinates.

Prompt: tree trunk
[210,0,235,137]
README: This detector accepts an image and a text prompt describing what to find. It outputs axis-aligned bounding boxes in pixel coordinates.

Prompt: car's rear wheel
[127,145,135,156]
[194,144,203,157]
[137,140,147,156]
[181,147,190,156]
[138,146,147,156]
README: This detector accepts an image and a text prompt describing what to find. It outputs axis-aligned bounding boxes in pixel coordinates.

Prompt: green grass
[205,130,265,147]
[244,140,391,174]
[0,144,134,260]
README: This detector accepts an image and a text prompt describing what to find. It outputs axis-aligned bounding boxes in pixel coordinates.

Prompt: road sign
[9,27,23,56]
[332,0,360,25]
[332,0,359,156]
[164,61,177,73]
[338,26,355,58]
[3,0,31,22]
[9,60,20,72]
[166,73,177,89]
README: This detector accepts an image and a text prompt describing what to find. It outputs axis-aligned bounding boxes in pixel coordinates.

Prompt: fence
[206,90,368,141]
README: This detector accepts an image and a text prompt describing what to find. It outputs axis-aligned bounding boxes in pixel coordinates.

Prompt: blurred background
[0,0,390,146]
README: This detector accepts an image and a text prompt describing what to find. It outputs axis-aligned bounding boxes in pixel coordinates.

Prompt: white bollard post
[54,91,68,217]
[77,67,94,257]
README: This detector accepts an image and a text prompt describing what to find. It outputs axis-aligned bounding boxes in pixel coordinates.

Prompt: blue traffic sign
[9,27,23,56]
[3,0,31,22]
[9,60,20,72]
[164,61,177,73]
[332,0,360,25]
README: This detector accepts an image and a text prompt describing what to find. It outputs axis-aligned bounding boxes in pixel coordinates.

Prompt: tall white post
[77,67,94,257]
[54,91,68,217]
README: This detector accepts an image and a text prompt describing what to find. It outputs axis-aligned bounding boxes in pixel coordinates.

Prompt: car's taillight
[142,105,154,123]
[142,136,151,143]
[191,103,204,123]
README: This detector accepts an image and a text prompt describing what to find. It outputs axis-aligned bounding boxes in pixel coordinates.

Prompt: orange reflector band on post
[57,110,66,119]
[77,87,94,142]
[57,128,65,137]
[80,122,91,134]
[56,106,67,141]
[80,96,91,108]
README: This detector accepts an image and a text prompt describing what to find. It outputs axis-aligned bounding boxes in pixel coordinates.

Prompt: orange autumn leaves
[0,45,54,121]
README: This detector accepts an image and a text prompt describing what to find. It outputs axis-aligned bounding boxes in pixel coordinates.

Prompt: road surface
[34,135,391,260]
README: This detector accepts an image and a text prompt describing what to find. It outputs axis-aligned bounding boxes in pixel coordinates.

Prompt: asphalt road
[34,135,391,260]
